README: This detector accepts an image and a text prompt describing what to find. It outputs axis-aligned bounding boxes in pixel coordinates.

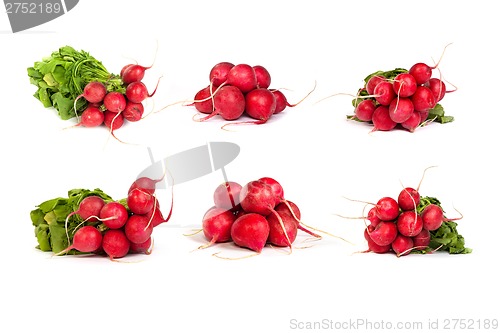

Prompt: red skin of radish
[213,181,242,211]
[245,88,277,122]
[421,204,444,231]
[375,197,400,221]
[122,101,144,122]
[367,207,381,227]
[146,200,167,228]
[103,92,127,113]
[124,214,154,244]
[99,202,129,229]
[266,205,298,247]
[397,211,423,237]
[129,237,152,254]
[272,90,288,114]
[72,196,106,222]
[202,207,236,245]
[253,65,271,89]
[419,110,430,124]
[368,221,398,246]
[80,81,107,104]
[129,176,159,195]
[393,73,417,97]
[122,64,148,85]
[61,225,102,254]
[79,106,104,127]
[127,188,155,215]
[120,64,134,78]
[231,213,270,253]
[102,229,130,259]
[364,227,391,253]
[371,105,397,131]
[397,187,421,211]
[425,78,446,102]
[388,97,414,123]
[374,81,396,106]
[409,63,432,85]
[392,234,414,256]
[355,99,376,122]
[209,62,234,87]
[212,85,246,120]
[194,86,214,114]
[226,64,257,93]
[366,75,385,95]
[258,177,284,207]
[411,86,436,112]
[126,81,151,104]
[401,111,421,132]
[103,111,124,130]
[413,229,430,250]
[239,180,277,216]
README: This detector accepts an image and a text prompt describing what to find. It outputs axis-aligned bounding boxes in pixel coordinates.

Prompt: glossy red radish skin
[375,197,400,221]
[397,211,423,237]
[56,226,102,255]
[193,86,214,114]
[253,65,271,89]
[244,88,277,122]
[102,229,130,259]
[79,106,104,127]
[70,196,106,222]
[397,187,420,211]
[202,207,236,246]
[103,111,124,130]
[212,86,246,120]
[122,64,149,84]
[103,92,126,113]
[413,229,431,250]
[129,237,153,254]
[388,97,414,123]
[239,181,276,216]
[392,234,414,256]
[371,106,397,131]
[366,75,385,95]
[124,214,154,244]
[226,64,257,93]
[272,90,288,114]
[209,62,234,87]
[409,63,433,85]
[99,202,128,229]
[369,221,398,246]
[123,102,144,122]
[401,112,421,132]
[213,181,242,211]
[374,81,396,106]
[231,213,270,253]
[127,188,155,215]
[421,204,445,231]
[258,177,284,206]
[412,86,436,112]
[425,78,446,102]
[355,99,376,122]
[266,207,298,247]
[393,73,417,97]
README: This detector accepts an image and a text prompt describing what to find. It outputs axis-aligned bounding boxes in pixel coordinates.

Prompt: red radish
[411,86,436,112]
[393,73,417,97]
[127,188,155,215]
[129,237,153,254]
[425,78,446,102]
[199,85,245,121]
[253,65,271,89]
[354,99,376,122]
[239,180,277,216]
[398,187,420,211]
[225,64,257,93]
[388,97,414,123]
[266,206,298,247]
[126,80,159,104]
[244,88,277,123]
[421,204,445,231]
[193,86,214,114]
[77,106,104,127]
[371,105,397,131]
[392,234,414,256]
[124,214,154,244]
[146,200,167,228]
[55,226,102,255]
[213,181,242,211]
[122,64,152,85]
[364,227,391,253]
[99,202,128,229]
[413,229,430,250]
[397,211,423,237]
[231,213,270,253]
[373,81,396,106]
[122,101,144,122]
[419,110,430,123]
[66,195,106,223]
[258,177,284,206]
[102,229,130,259]
[103,92,127,113]
[401,111,421,132]
[120,64,134,78]
[409,62,433,85]
[368,221,398,246]
[75,81,107,104]
[201,207,236,248]
[366,75,385,95]
[375,197,400,221]
[209,62,234,87]
[129,176,161,195]
[272,90,288,114]
[367,207,381,227]
[103,111,124,130]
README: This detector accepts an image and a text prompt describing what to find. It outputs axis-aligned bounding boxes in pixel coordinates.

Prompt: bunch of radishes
[58,176,171,260]
[350,61,454,132]
[73,63,159,136]
[199,177,320,254]
[192,62,308,126]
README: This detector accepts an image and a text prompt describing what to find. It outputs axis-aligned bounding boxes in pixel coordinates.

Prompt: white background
[1,1,499,332]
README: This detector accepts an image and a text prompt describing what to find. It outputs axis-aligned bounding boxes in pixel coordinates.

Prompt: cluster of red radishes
[199,177,318,254]
[58,176,170,260]
[352,62,452,132]
[74,63,159,135]
[192,62,303,126]
[363,186,455,256]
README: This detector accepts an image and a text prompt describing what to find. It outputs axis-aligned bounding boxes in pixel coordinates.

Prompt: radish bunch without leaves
[30,176,172,260]
[197,177,327,255]
[348,50,456,132]
[191,62,314,127]
[340,170,471,256]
